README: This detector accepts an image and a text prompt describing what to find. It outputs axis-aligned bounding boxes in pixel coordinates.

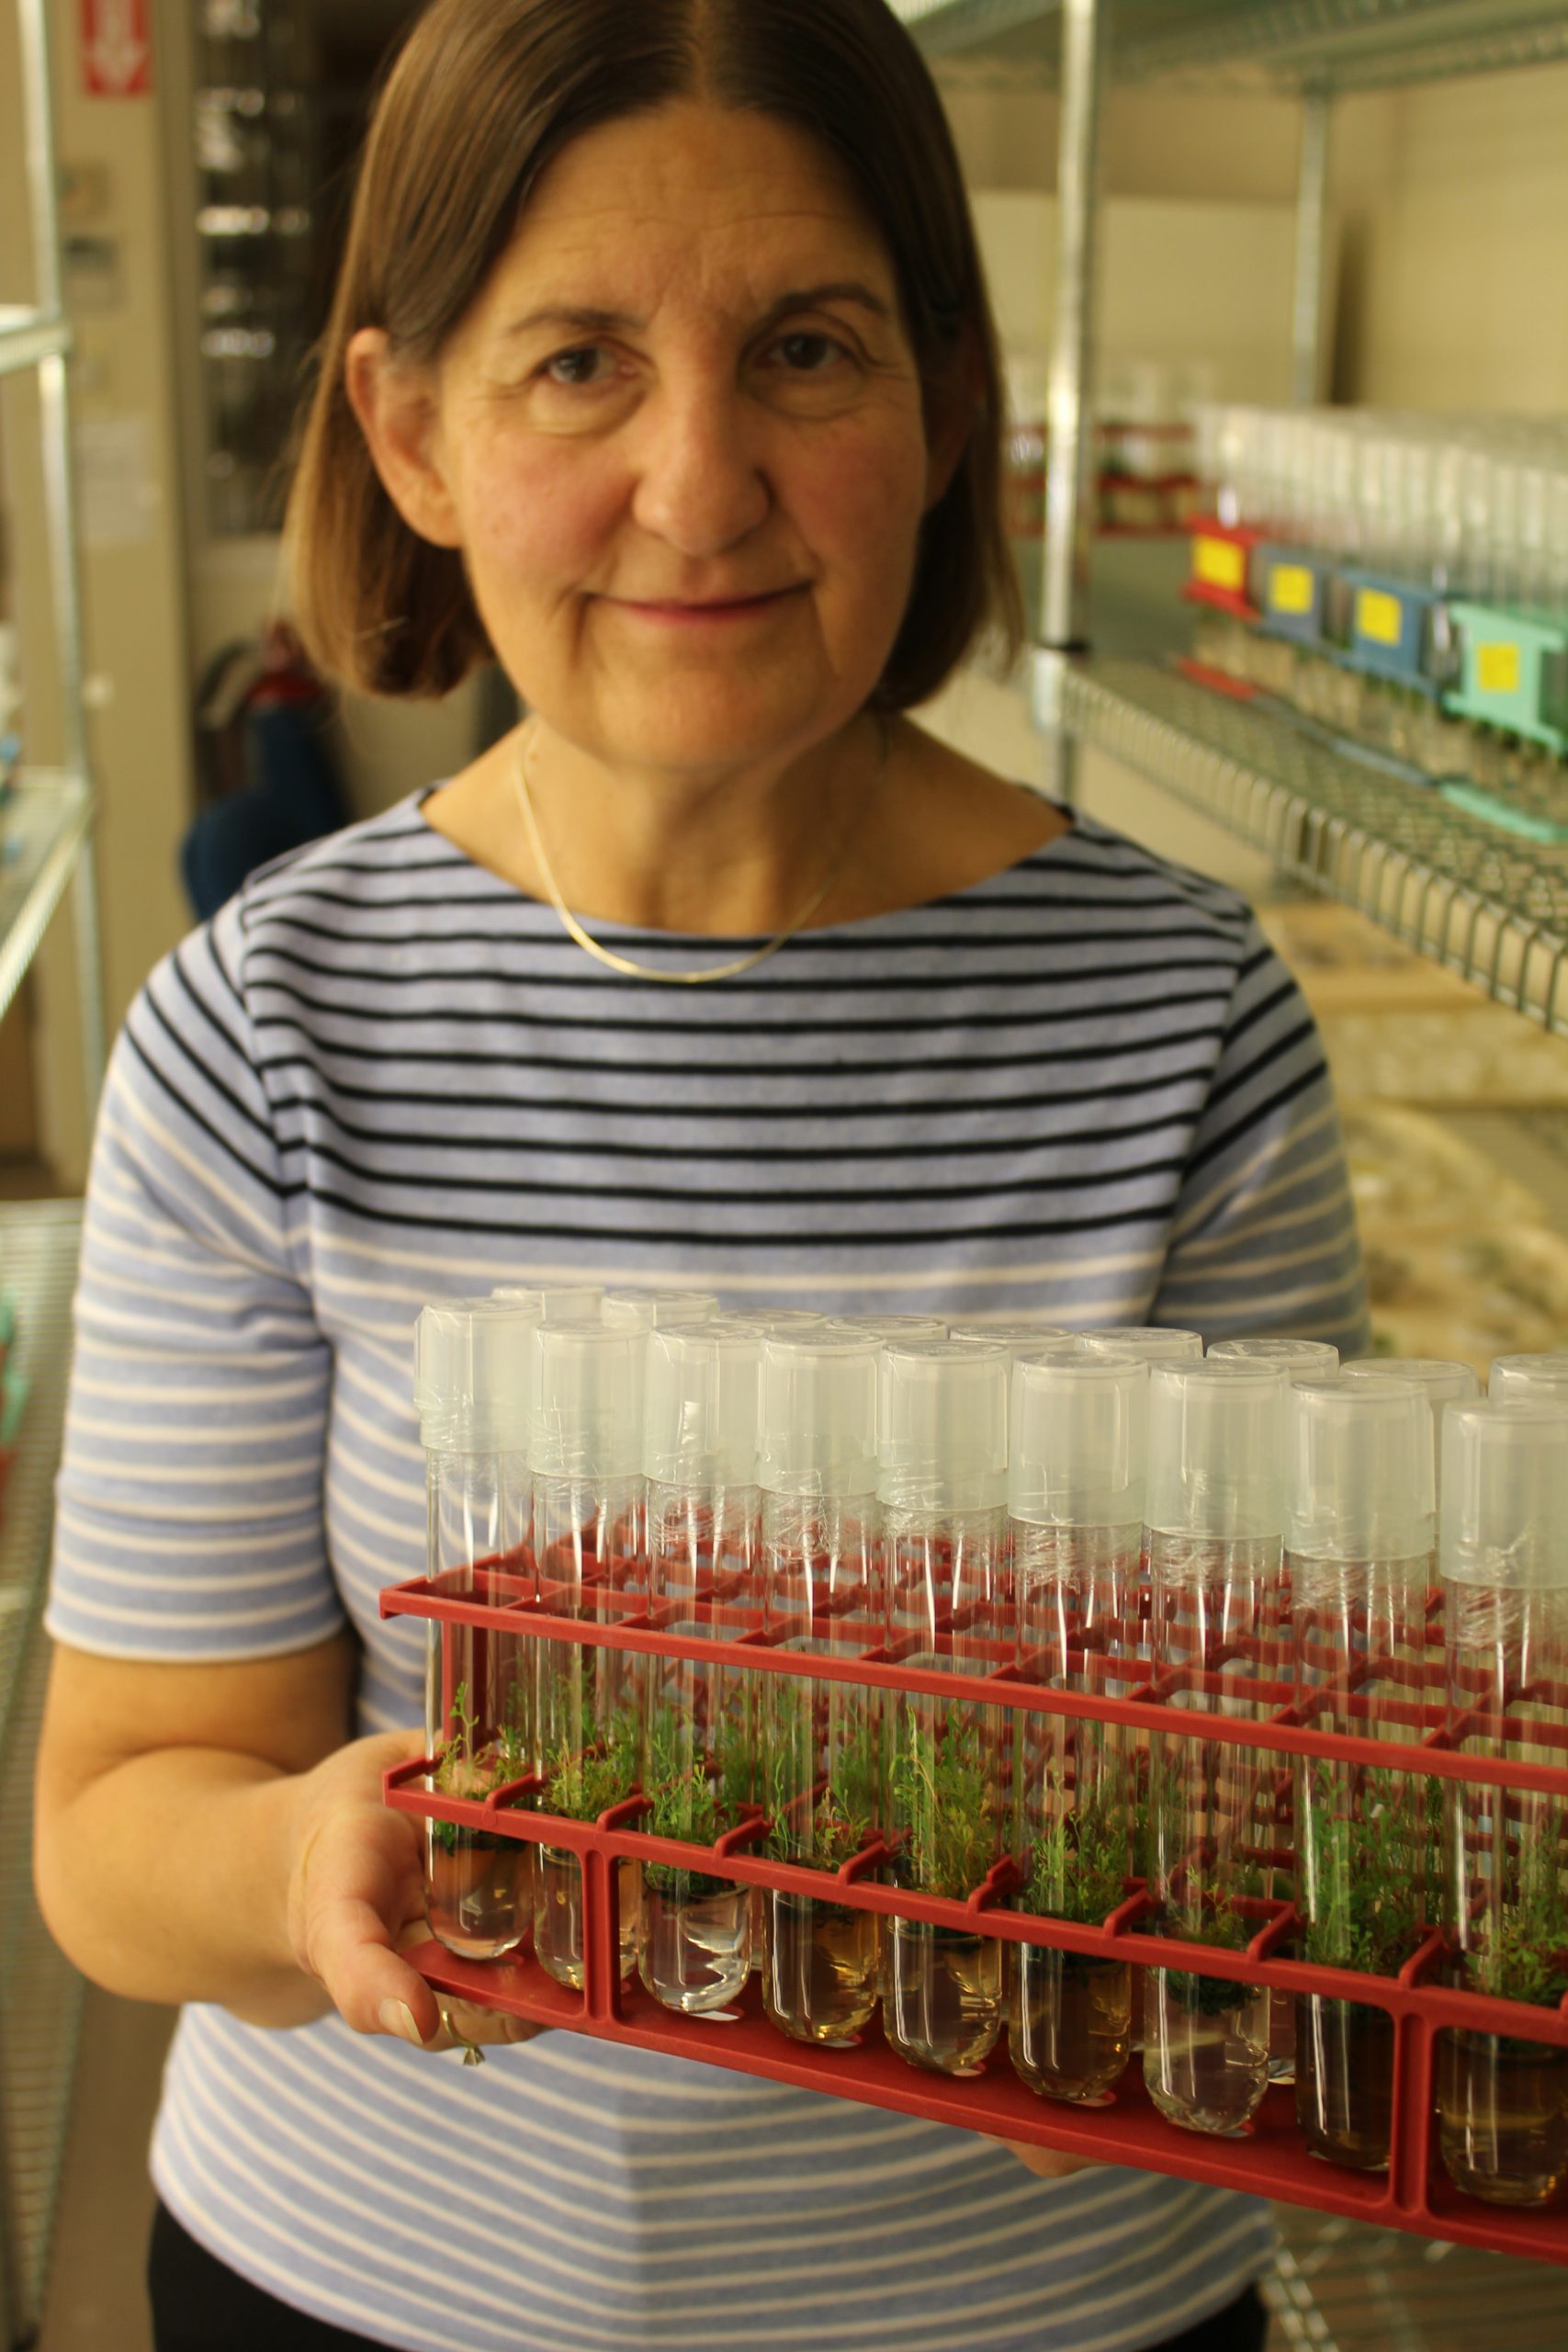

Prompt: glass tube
[637,1329,761,2015]
[1438,1402,1568,2209]
[1289,1377,1433,2172]
[759,1334,884,2048]
[414,1303,537,1962]
[1009,1350,1145,2103]
[880,1344,1010,2077]
[530,1323,647,1991]
[1143,1364,1285,2135]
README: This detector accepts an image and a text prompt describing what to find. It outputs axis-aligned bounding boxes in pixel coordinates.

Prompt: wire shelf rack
[0,774,94,1039]
[0,1202,84,2346]
[1057,657,1568,1035]
[889,0,1568,93]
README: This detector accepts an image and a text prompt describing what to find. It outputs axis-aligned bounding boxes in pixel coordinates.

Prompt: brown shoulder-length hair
[287,0,1024,707]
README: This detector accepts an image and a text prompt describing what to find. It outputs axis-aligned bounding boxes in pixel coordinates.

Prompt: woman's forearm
[38,1745,330,2024]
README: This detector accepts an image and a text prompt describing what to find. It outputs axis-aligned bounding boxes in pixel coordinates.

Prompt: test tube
[1008,1348,1146,2103]
[637,1328,761,2014]
[880,1341,1010,2077]
[1142,1362,1285,2134]
[1288,1376,1434,2172]
[529,1320,648,1990]
[1438,1401,1568,2209]
[758,1332,884,2048]
[413,1300,537,1960]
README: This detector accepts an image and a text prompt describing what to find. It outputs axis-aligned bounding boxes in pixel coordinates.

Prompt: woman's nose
[628,379,772,556]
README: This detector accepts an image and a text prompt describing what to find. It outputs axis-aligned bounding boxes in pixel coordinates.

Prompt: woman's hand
[986,2137,1104,2181]
[284,1725,543,2054]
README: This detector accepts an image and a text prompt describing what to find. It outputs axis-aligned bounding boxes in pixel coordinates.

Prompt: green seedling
[1025,1764,1129,1928]
[430,1679,532,1853]
[1300,1764,1425,1980]
[888,1698,998,1903]
[1461,1806,1568,2013]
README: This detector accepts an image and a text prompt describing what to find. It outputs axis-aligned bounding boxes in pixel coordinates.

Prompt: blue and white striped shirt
[50,792,1365,2351]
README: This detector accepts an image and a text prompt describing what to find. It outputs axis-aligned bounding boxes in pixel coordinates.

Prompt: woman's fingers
[286,1725,544,2051]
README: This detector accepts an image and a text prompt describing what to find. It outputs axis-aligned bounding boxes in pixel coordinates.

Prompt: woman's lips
[608,586,805,625]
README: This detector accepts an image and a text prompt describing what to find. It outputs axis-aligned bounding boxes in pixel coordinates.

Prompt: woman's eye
[773,331,849,374]
[541,345,608,388]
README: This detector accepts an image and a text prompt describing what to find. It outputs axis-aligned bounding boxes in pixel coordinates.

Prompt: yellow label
[1356,586,1404,647]
[1192,535,1247,595]
[1476,640,1522,695]
[1267,562,1314,616]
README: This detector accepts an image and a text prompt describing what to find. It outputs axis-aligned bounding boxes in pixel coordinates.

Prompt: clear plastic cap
[531,1319,647,1480]
[820,1314,949,1342]
[602,1287,719,1331]
[878,1340,1008,1514]
[1145,1360,1288,1542]
[1286,1374,1433,1560]
[1440,1398,1568,1589]
[1081,1327,1203,1364]
[1342,1356,1480,1420]
[711,1308,828,1338]
[949,1320,1072,1358]
[758,1330,881,1498]
[490,1283,604,1322]
[644,1327,761,1489]
[413,1298,539,1452]
[1209,1335,1340,1380]
[1488,1352,1568,1405]
[1010,1349,1148,1528]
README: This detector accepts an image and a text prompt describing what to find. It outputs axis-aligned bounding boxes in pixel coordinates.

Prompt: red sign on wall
[82,0,152,97]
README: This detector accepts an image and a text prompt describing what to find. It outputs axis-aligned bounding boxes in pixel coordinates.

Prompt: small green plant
[1300,1765,1425,1979]
[761,1685,880,1871]
[1025,1766,1128,1928]
[539,1704,640,1825]
[889,1699,998,1902]
[430,1679,531,1851]
[1463,1807,1568,2012]
[638,1699,750,1898]
[1163,1871,1261,2017]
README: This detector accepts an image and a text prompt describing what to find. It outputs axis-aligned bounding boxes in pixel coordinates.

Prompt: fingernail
[379,1999,426,2045]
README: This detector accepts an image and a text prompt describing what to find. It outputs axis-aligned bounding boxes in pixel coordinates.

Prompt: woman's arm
[34,1634,526,2048]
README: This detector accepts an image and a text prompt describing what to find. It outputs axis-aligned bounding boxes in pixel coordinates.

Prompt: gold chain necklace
[513,716,886,985]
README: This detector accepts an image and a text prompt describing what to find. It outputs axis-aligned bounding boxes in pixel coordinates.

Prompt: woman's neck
[423,712,1070,938]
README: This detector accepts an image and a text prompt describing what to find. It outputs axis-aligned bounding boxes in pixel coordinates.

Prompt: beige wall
[941,63,1568,415]
[1333,64,1568,411]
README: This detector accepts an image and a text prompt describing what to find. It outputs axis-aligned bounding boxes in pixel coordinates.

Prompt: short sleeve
[47,897,344,1661]
[1149,922,1369,1356]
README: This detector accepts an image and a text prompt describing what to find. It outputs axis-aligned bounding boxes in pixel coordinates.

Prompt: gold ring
[439,2007,486,2066]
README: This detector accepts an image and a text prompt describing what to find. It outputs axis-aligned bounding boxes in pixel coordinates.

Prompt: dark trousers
[149,2199,1269,2352]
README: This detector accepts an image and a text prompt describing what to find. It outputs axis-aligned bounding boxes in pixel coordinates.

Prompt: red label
[82,0,152,96]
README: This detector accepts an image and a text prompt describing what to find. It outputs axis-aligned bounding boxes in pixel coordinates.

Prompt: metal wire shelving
[890,1,1568,91]
[0,1203,85,2346]
[1058,659,1568,1035]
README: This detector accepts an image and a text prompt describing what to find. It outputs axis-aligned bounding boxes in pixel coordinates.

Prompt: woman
[36,5,1365,2348]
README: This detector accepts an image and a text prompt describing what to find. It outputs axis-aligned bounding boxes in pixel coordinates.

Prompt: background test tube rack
[380,1557,1568,2267]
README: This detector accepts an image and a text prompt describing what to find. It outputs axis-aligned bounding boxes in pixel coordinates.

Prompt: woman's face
[412,101,953,777]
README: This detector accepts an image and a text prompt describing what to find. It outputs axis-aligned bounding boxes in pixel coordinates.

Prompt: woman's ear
[344,327,464,549]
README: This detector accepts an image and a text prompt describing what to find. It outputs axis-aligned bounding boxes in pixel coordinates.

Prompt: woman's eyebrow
[496,281,894,341]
